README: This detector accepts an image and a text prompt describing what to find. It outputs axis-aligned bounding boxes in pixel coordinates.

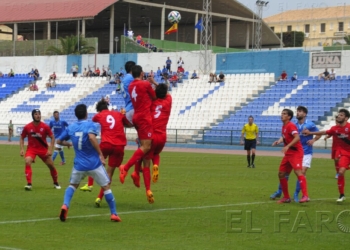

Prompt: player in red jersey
[324,117,341,179]
[19,109,60,190]
[272,109,309,203]
[131,84,172,191]
[80,99,131,206]
[119,65,157,203]
[304,109,350,203]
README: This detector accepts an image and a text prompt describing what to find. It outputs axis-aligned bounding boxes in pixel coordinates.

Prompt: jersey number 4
[132,86,137,102]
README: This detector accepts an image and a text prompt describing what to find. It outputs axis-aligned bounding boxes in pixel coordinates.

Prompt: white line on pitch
[0,198,334,225]
[0,247,23,250]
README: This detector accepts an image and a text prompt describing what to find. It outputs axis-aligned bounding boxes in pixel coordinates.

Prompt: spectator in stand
[169,73,178,87]
[8,120,13,142]
[156,67,162,77]
[93,67,100,77]
[107,67,113,81]
[46,72,57,88]
[191,70,199,79]
[318,68,330,81]
[8,69,15,77]
[101,68,107,77]
[82,68,88,77]
[29,82,38,91]
[0,71,3,77]
[329,68,336,80]
[166,57,172,72]
[71,64,78,77]
[49,72,56,82]
[163,74,171,91]
[158,48,163,52]
[118,67,126,77]
[278,70,288,81]
[127,28,134,40]
[291,72,298,81]
[149,70,154,78]
[208,73,217,83]
[177,57,184,69]
[177,70,184,83]
[28,68,35,77]
[33,69,40,81]
[217,72,225,82]
[178,66,184,73]
[162,66,168,76]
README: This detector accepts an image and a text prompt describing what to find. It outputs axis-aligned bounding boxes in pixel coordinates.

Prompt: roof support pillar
[226,17,230,48]
[82,19,86,38]
[13,23,18,41]
[47,21,51,40]
[246,22,250,49]
[194,13,198,44]
[109,4,115,54]
[161,5,165,40]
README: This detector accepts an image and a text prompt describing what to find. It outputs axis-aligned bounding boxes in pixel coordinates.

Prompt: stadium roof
[264,5,350,23]
[0,0,118,23]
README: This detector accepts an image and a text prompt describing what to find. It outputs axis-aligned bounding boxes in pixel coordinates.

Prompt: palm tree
[345,35,350,45]
[46,35,95,55]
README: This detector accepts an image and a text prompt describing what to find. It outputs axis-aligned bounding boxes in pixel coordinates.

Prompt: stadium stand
[0,74,33,101]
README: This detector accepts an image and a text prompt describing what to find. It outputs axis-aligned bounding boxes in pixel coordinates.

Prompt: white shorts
[303,154,312,168]
[54,144,64,149]
[126,109,134,125]
[69,165,110,187]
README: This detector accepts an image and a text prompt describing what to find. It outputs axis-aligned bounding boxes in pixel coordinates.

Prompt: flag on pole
[165,23,178,35]
[123,24,127,37]
[194,18,203,31]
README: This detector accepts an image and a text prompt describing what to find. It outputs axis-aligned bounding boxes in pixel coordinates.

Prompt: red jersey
[128,79,156,117]
[326,123,350,156]
[152,94,172,134]
[21,122,53,151]
[282,121,303,155]
[92,110,128,146]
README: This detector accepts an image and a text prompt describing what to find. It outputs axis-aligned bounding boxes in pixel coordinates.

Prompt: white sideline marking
[0,198,334,225]
[0,247,23,250]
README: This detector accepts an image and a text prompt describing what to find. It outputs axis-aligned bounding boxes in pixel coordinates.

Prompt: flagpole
[176,25,178,52]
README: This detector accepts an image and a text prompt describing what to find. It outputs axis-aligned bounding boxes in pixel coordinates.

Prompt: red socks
[153,154,160,166]
[88,176,94,186]
[98,188,105,200]
[50,168,58,183]
[134,160,142,173]
[25,165,32,184]
[142,167,151,191]
[124,148,145,172]
[335,161,339,173]
[297,175,308,197]
[338,175,345,195]
[279,177,290,199]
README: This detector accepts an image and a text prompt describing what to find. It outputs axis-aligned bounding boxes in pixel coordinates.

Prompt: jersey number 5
[154,105,162,118]
[106,115,115,129]
[132,86,137,102]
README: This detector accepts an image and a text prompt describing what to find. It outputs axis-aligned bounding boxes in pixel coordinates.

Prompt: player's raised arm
[303,129,327,136]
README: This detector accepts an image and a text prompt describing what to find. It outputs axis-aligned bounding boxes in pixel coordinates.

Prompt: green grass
[0,144,348,250]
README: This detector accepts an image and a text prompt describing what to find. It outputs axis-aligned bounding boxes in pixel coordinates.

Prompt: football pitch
[0,144,348,250]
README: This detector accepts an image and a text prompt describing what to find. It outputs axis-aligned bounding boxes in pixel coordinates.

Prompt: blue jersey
[121,73,134,112]
[295,120,319,155]
[49,119,68,138]
[58,120,101,171]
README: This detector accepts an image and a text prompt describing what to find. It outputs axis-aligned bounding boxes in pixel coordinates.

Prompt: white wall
[137,51,216,75]
[0,55,66,77]
[309,50,350,76]
[81,54,110,71]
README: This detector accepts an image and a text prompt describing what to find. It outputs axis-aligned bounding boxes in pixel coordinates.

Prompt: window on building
[287,25,292,32]
[270,26,274,31]
[339,22,344,31]
[320,23,326,33]
[305,24,310,33]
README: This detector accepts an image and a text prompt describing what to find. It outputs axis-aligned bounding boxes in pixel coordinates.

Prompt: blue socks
[59,150,65,162]
[295,178,302,195]
[104,190,117,215]
[63,185,76,208]
[277,175,289,194]
[52,151,58,161]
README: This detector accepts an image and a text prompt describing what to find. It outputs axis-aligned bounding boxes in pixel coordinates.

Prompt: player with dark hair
[240,115,259,168]
[119,65,157,203]
[131,84,172,194]
[270,106,320,202]
[303,109,350,203]
[81,99,131,206]
[49,111,69,165]
[20,109,61,190]
[56,104,121,222]
[272,109,309,203]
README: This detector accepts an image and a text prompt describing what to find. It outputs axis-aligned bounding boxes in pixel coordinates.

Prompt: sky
[237,0,349,18]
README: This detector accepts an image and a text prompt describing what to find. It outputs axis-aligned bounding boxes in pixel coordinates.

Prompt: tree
[46,35,95,55]
[345,35,350,45]
[275,31,305,47]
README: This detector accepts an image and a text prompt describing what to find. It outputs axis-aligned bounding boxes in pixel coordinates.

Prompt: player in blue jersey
[56,104,121,222]
[270,106,321,202]
[120,61,136,124]
[49,111,69,165]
